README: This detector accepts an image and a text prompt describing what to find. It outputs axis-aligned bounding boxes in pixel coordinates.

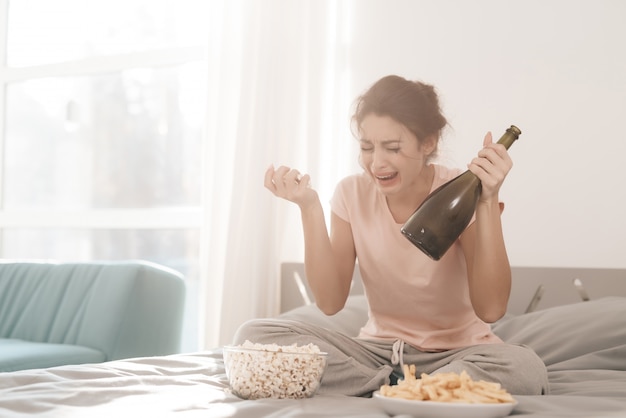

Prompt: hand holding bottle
[467,131,514,203]
[264,164,319,209]
[401,125,520,260]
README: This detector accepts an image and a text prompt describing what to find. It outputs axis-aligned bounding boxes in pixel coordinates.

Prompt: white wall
[342,0,626,268]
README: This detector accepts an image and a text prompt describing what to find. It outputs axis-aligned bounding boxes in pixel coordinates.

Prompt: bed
[1,273,626,417]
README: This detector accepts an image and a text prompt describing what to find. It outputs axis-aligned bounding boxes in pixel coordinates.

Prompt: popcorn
[223,340,328,399]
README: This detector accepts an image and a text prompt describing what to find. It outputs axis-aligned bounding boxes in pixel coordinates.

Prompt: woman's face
[359,114,433,197]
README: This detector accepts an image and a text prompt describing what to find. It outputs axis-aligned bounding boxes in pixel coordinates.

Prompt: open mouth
[375,172,398,182]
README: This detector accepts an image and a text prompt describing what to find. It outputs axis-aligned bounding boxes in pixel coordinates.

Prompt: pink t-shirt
[330,165,502,351]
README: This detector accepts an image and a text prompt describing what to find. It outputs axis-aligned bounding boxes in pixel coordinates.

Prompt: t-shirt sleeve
[329,177,350,222]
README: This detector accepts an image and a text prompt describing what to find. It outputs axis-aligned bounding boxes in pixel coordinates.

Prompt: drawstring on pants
[391,339,406,374]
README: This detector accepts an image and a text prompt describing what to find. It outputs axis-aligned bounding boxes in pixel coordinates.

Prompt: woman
[234,75,548,397]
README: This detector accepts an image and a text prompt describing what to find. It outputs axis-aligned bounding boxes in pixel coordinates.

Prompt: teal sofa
[0,260,186,372]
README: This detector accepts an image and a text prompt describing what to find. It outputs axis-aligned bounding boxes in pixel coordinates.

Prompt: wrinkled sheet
[1,297,626,417]
[0,351,384,418]
[1,350,625,417]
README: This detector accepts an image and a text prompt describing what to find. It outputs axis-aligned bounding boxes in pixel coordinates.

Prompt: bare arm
[459,132,513,323]
[264,165,355,314]
[459,201,510,322]
[301,209,356,314]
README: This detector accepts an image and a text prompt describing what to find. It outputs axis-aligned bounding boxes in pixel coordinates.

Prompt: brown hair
[352,75,448,160]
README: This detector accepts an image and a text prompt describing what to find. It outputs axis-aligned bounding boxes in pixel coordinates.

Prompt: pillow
[492,296,626,370]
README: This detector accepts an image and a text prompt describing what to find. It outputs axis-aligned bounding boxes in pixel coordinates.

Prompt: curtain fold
[200,0,356,348]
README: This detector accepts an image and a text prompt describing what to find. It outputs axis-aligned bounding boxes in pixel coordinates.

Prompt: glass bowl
[223,343,328,399]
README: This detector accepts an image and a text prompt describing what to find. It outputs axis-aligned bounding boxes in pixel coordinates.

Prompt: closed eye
[359,139,401,153]
[359,139,374,152]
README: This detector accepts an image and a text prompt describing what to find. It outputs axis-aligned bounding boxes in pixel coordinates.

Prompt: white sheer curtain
[199,0,357,348]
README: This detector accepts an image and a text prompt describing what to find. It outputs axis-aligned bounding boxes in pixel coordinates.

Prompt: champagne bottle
[401,125,521,260]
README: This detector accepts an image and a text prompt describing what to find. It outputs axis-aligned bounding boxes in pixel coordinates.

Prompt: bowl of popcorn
[223,340,328,400]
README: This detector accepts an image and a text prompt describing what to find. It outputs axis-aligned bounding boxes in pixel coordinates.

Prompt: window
[0,0,209,351]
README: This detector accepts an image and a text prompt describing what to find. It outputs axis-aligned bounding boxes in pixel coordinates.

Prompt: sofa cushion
[0,339,105,372]
[0,260,186,361]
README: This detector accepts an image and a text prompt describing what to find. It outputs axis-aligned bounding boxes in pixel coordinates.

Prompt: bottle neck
[497,125,521,150]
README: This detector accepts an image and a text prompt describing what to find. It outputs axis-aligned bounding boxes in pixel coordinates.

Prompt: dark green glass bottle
[401,125,521,260]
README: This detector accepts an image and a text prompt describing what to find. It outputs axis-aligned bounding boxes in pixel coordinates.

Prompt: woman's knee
[231,318,283,345]
[475,343,548,395]
[507,344,549,395]
[446,343,548,395]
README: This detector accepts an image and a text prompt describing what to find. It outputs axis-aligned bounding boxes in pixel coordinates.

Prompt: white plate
[373,391,518,418]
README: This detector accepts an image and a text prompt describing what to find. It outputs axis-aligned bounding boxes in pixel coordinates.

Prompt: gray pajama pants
[232,318,549,397]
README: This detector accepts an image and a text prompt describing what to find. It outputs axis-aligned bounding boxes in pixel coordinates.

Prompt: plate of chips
[373,392,517,418]
[373,366,518,418]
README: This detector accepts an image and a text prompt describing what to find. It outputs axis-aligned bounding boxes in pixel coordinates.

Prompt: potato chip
[380,366,515,404]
